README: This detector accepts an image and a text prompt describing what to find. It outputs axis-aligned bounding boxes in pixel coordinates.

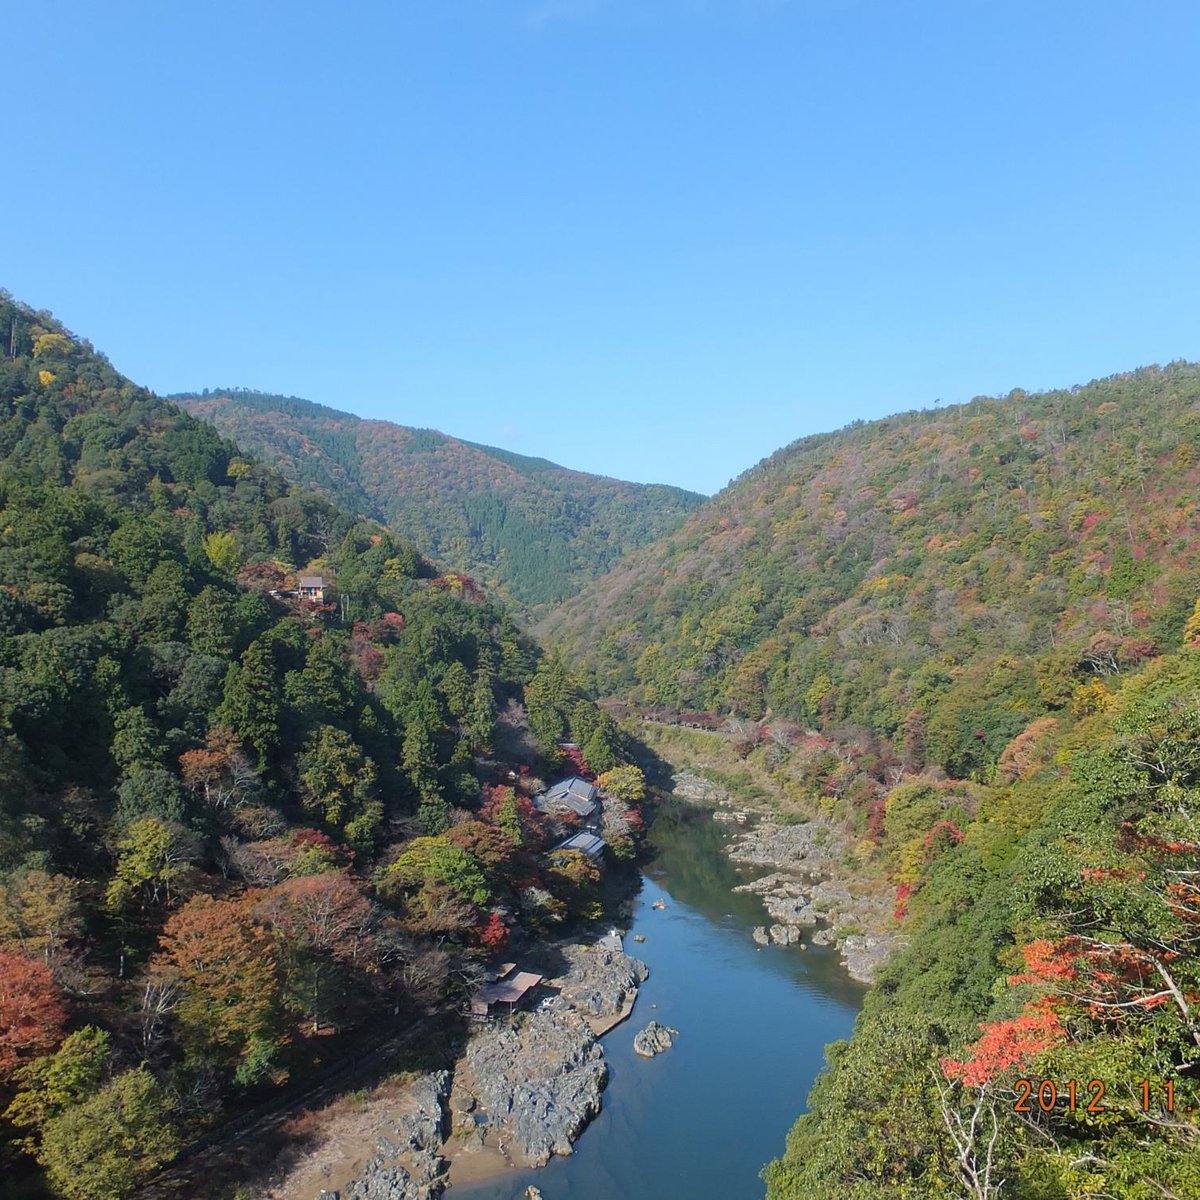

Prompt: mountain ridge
[531,357,1200,1196]
[174,388,705,612]
[540,361,1200,732]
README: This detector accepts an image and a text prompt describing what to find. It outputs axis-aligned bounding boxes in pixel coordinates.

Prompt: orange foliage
[0,950,66,1083]
[941,1007,1065,1087]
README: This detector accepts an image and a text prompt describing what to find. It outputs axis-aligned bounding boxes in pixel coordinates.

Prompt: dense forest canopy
[539,364,1200,1196]
[543,364,1200,776]
[762,607,1200,1199]
[174,389,705,612]
[0,293,641,1198]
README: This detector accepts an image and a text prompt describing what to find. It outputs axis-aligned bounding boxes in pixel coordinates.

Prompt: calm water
[456,804,863,1200]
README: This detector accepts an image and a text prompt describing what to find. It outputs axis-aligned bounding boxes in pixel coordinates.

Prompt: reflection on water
[456,803,863,1200]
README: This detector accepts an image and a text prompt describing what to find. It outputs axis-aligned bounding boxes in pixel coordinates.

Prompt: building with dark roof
[552,831,607,862]
[298,575,325,601]
[535,775,598,818]
[471,970,544,1017]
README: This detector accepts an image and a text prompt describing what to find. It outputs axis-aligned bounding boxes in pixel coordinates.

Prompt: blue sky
[7,1,1200,495]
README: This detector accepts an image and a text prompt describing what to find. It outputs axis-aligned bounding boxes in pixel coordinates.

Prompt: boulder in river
[751,926,769,945]
[633,1021,679,1058]
[768,924,801,946]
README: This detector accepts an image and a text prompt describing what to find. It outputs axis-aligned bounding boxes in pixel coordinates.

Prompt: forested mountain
[543,364,1200,1196]
[544,364,1200,753]
[173,389,704,611]
[0,293,641,1198]
[764,631,1200,1197]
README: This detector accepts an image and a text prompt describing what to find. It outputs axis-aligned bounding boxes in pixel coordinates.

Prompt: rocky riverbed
[447,943,648,1169]
[282,941,649,1199]
[452,1006,606,1167]
[340,1072,450,1200]
[672,772,901,983]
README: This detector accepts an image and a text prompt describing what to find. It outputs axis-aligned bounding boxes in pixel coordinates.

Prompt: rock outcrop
[670,770,733,806]
[343,1071,450,1200]
[459,1009,608,1167]
[730,823,899,982]
[840,933,896,983]
[555,944,648,1021]
[633,1022,679,1058]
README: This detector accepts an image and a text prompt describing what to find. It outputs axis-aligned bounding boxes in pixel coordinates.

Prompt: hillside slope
[541,362,1200,1196]
[0,293,638,1198]
[175,389,704,611]
[763,627,1200,1198]
[543,364,1200,769]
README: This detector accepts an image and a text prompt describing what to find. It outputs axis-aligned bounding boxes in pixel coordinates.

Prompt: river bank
[670,769,901,983]
[260,941,649,1200]
[453,844,860,1200]
[258,797,864,1200]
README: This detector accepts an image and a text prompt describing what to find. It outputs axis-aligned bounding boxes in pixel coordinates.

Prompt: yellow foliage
[1071,679,1114,716]
[852,837,877,861]
[893,836,927,886]
[32,332,72,358]
[37,370,55,386]
[202,531,240,575]
[1182,598,1200,648]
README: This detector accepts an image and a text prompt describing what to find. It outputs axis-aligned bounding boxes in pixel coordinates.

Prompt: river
[455,802,864,1200]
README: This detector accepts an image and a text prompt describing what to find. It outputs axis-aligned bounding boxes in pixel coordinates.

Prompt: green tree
[596,763,646,805]
[5,1026,111,1148]
[464,652,496,753]
[113,765,188,826]
[104,818,196,916]
[296,725,382,849]
[38,1068,179,1200]
[497,791,523,846]
[441,660,473,719]
[524,656,570,749]
[133,560,190,640]
[107,518,166,588]
[110,708,168,773]
[417,792,451,836]
[582,713,622,775]
[401,718,450,833]
[201,530,241,576]
[287,634,355,725]
[185,585,240,657]
[380,836,490,907]
[219,637,281,768]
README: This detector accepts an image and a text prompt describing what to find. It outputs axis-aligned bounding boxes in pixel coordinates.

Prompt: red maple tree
[0,950,67,1084]
[941,1007,1065,1087]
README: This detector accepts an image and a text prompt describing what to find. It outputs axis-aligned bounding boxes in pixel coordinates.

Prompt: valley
[1,290,1198,1200]
[173,390,704,613]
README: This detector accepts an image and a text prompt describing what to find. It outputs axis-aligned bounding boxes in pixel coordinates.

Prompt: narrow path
[137,1011,454,1199]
